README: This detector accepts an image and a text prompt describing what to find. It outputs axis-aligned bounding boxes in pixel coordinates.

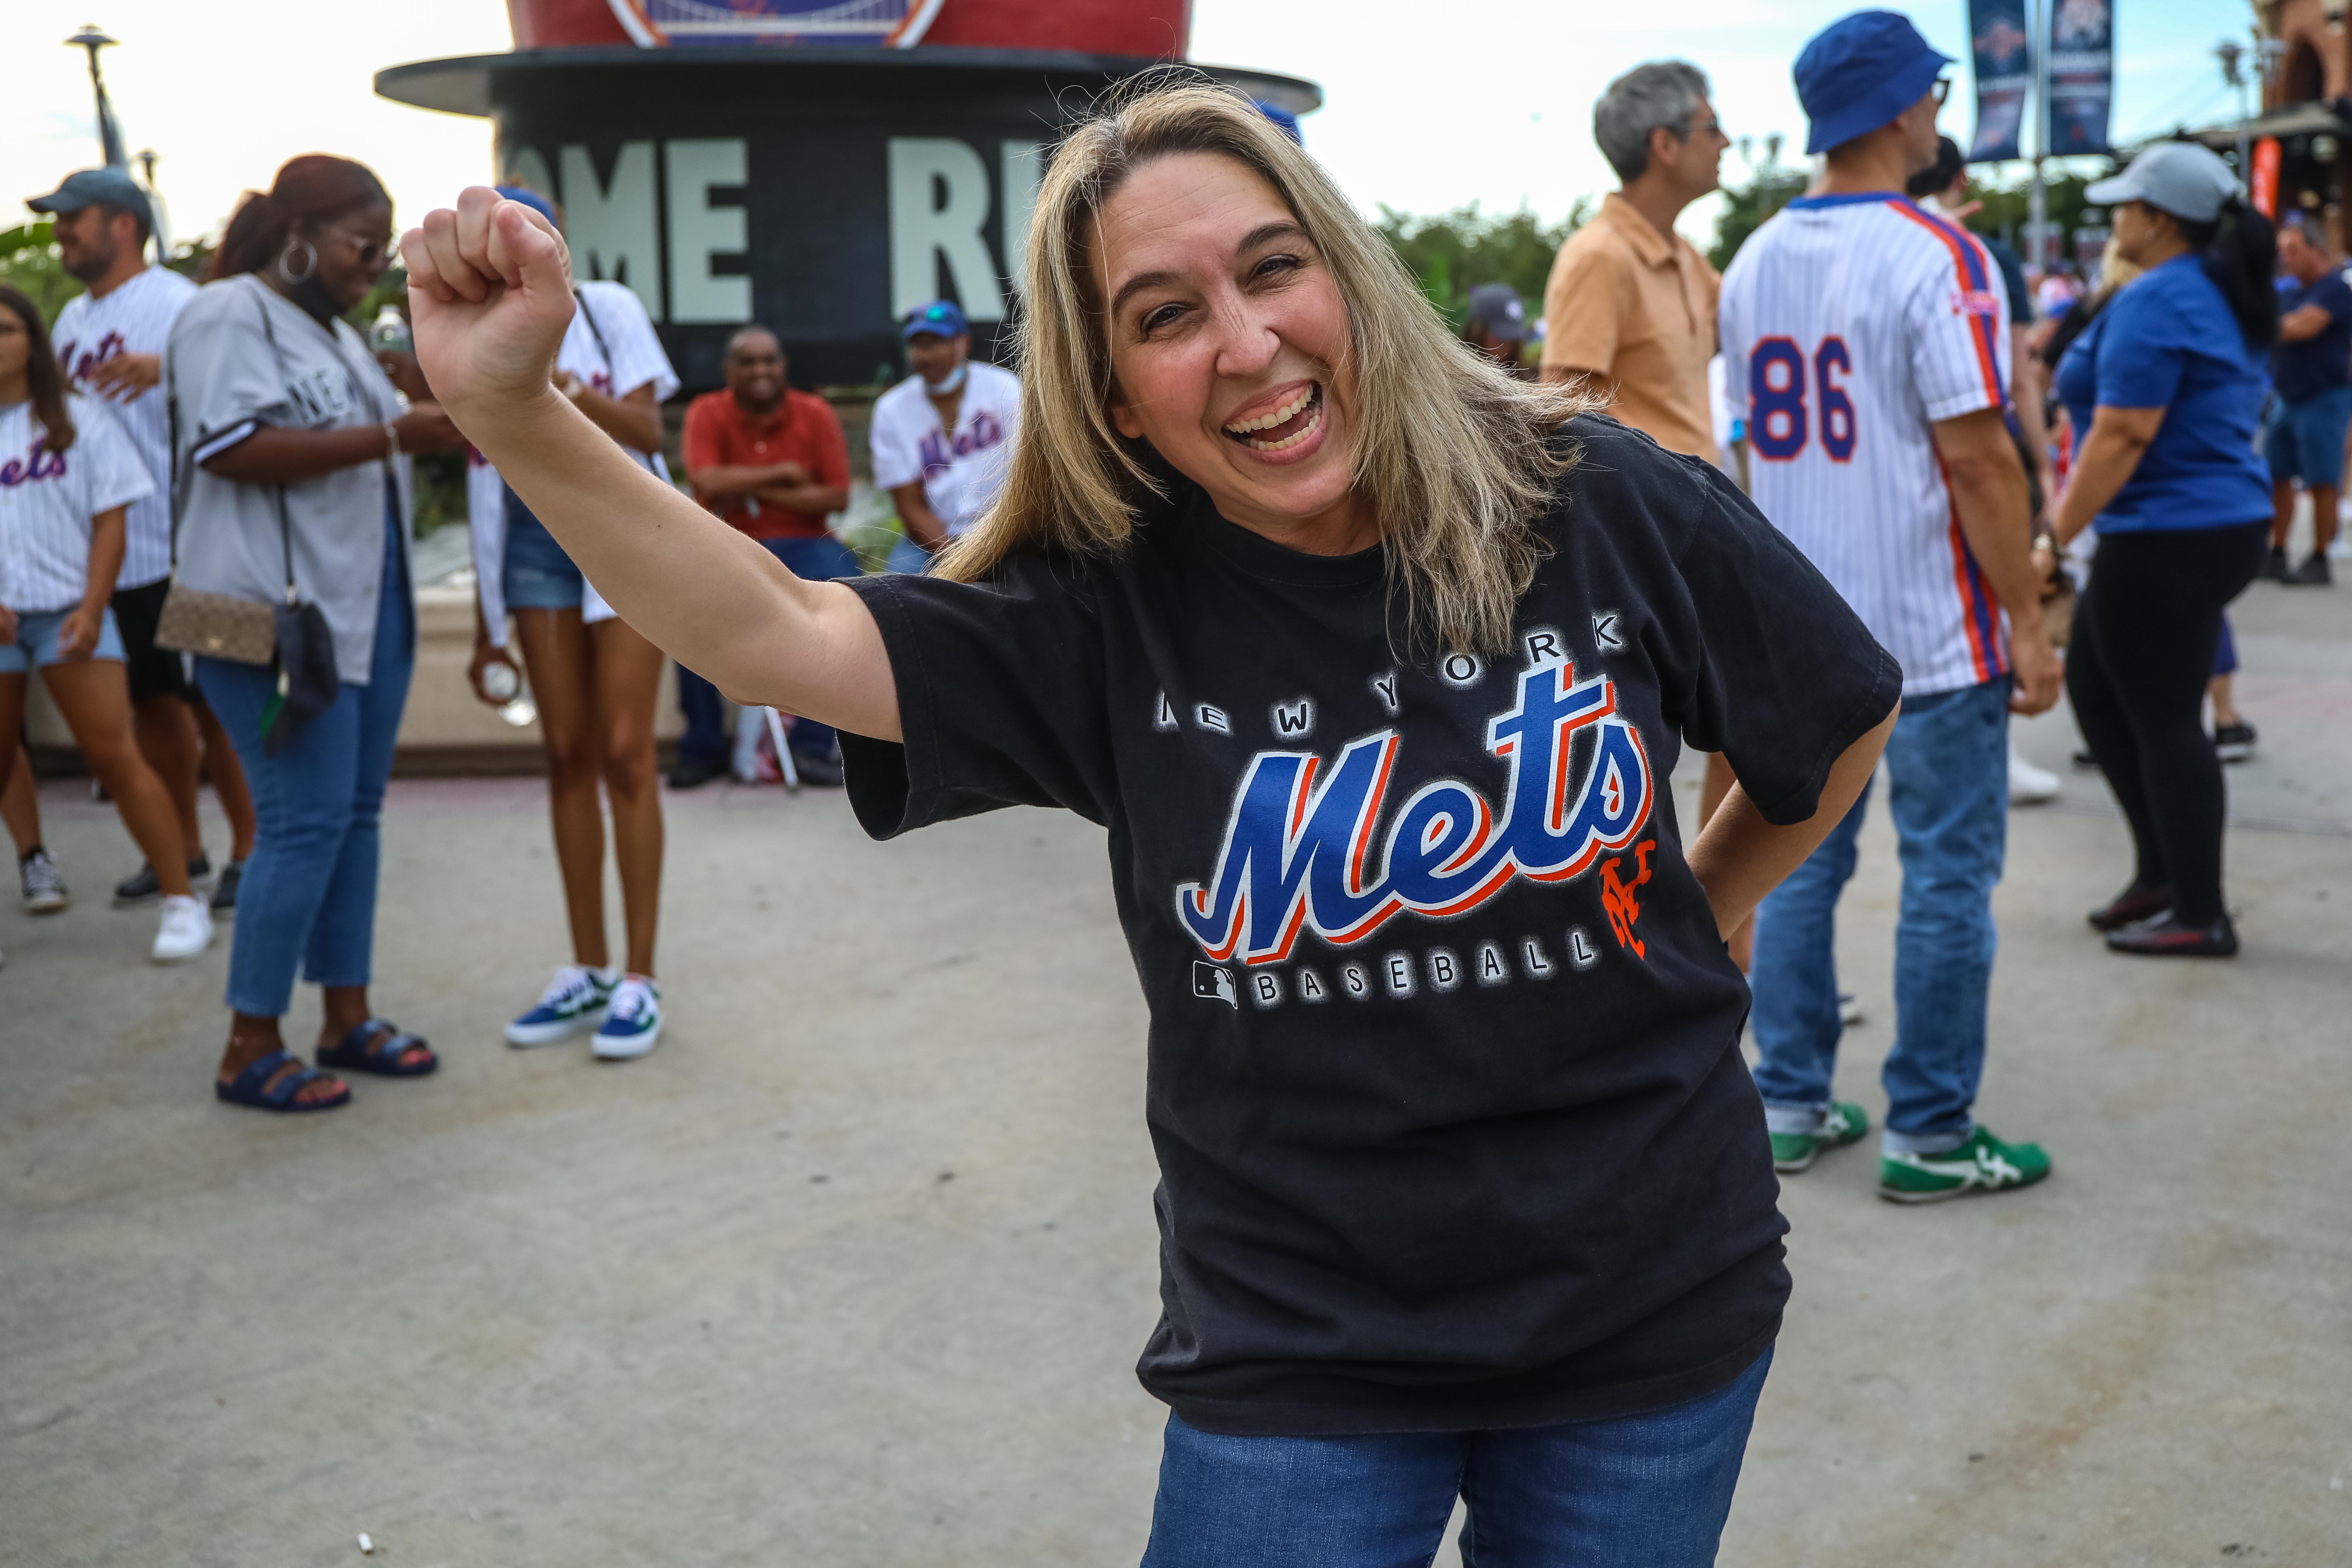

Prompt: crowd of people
[0,7,2299,1556]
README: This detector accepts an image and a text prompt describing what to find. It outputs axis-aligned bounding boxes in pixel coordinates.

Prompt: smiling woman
[405,75,1902,1565]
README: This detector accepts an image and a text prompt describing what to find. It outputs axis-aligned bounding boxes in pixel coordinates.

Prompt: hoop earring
[276,236,317,286]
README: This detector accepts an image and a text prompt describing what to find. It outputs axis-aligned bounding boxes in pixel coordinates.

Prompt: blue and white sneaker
[506,964,617,1047]
[592,976,663,1060]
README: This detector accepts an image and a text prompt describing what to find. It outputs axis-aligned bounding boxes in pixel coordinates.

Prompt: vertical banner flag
[2047,0,2113,156]
[1967,0,2031,162]
[2251,138,2282,218]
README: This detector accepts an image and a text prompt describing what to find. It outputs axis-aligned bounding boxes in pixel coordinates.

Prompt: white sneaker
[505,963,617,1047]
[591,976,663,1059]
[20,847,69,913]
[2008,749,2061,806]
[1839,992,1865,1027]
[151,894,214,963]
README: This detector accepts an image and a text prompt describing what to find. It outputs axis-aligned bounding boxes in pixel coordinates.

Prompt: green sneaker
[1878,1126,2051,1204]
[1769,1101,1869,1173]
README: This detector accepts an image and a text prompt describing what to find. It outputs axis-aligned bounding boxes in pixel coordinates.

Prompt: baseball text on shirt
[1719,192,2012,697]
[50,265,198,590]
[0,394,155,612]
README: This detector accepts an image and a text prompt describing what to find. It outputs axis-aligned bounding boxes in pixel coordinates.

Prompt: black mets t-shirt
[839,415,1901,1436]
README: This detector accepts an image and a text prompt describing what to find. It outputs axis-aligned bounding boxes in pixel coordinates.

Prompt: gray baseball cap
[27,166,153,233]
[2086,142,2241,225]
[1466,283,1530,343]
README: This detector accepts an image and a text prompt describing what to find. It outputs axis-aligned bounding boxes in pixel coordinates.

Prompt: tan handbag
[154,580,278,665]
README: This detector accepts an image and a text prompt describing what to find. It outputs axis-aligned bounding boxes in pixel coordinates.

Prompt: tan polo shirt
[1540,193,1722,461]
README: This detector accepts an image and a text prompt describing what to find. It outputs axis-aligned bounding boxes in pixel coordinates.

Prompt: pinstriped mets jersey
[1718,192,2012,697]
[51,265,197,591]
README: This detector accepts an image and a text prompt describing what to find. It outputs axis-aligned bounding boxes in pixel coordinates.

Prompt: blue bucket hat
[495,184,559,226]
[902,299,969,340]
[1795,10,1953,155]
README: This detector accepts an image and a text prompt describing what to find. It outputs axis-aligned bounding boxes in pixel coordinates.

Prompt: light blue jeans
[1139,1351,1770,1568]
[1748,676,2009,1150]
[194,510,414,1017]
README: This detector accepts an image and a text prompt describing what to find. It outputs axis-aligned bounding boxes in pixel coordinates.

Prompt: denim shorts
[2263,385,2352,489]
[0,605,126,672]
[502,489,585,611]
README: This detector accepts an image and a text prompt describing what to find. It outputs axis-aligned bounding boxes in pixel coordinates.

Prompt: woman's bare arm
[1685,704,1896,940]
[404,188,900,740]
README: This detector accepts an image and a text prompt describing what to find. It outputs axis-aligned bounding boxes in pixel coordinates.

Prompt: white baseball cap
[2086,142,2242,225]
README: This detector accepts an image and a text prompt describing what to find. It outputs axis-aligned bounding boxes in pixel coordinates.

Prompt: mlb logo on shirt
[1950,288,2002,319]
[1192,961,1238,1009]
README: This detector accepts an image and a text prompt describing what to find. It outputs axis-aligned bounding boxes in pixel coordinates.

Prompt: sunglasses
[1932,78,1953,108]
[323,223,398,271]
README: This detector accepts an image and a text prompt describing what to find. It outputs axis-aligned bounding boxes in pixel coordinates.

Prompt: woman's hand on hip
[0,604,18,646]
[403,190,575,424]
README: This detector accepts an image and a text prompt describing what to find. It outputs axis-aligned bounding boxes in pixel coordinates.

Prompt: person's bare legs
[590,619,665,978]
[2311,483,2340,560]
[32,663,190,898]
[193,696,257,860]
[2209,673,2241,731]
[513,607,609,970]
[1697,750,1754,971]
[2272,480,2297,556]
[1,741,41,858]
[131,693,205,863]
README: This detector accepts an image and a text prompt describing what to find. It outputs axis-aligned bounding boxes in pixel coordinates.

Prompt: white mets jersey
[1718,193,2012,697]
[0,394,156,613]
[51,264,197,591]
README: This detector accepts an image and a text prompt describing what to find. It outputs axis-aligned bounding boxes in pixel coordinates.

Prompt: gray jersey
[167,275,411,685]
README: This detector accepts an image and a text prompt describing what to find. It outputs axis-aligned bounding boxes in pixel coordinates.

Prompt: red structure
[506,0,1192,57]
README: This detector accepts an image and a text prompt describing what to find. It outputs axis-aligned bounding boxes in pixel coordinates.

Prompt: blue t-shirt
[2271,268,2352,404]
[2055,255,2271,535]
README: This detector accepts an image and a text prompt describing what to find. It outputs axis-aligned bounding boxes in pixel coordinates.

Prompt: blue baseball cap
[1795,10,1952,156]
[27,166,153,236]
[495,184,559,226]
[902,299,968,340]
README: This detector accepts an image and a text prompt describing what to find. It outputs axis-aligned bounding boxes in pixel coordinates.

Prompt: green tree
[1376,201,1592,329]
[0,220,85,325]
[1707,168,1812,273]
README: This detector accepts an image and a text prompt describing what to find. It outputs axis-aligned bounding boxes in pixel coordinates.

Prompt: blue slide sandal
[216,1050,351,1113]
[316,1019,437,1078]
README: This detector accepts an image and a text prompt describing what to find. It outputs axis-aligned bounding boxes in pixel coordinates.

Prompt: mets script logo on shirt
[1176,655,1653,966]
[59,330,128,386]
[1950,288,2002,319]
[0,435,68,488]
[917,412,1006,479]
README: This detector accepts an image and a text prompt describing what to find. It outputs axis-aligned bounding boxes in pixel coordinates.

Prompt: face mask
[921,362,967,397]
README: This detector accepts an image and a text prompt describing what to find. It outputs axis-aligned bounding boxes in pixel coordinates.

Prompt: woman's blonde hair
[937,74,1599,656]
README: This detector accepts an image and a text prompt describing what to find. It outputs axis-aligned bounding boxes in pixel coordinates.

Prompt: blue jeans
[885,535,933,576]
[1140,1351,1769,1568]
[1749,677,2009,1149]
[194,512,414,1017]
[2262,385,2352,489]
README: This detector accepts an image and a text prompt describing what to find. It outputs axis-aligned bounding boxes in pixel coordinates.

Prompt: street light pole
[2027,0,2047,274]
[65,24,130,169]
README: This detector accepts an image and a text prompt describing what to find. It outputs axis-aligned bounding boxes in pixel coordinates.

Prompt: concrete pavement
[3,582,2348,1567]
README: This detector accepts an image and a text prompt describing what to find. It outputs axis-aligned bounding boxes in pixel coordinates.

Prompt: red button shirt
[682,387,850,541]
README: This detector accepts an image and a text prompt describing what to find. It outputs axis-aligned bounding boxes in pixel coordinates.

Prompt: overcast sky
[4,0,2248,253]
